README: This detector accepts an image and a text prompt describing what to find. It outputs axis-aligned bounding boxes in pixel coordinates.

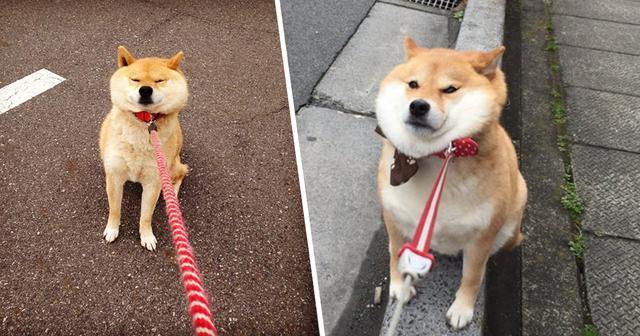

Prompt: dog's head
[376,37,507,158]
[110,46,189,115]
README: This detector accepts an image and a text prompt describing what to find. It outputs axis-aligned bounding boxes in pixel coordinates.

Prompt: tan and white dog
[100,46,189,251]
[376,37,527,329]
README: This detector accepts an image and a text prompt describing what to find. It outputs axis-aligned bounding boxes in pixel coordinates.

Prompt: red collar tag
[433,138,479,159]
[133,111,163,123]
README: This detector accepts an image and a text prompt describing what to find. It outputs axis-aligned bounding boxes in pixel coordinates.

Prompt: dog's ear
[117,46,136,68]
[404,36,421,60]
[467,46,505,76]
[167,51,184,70]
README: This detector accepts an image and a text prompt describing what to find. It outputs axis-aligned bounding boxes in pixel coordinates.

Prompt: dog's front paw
[140,231,157,251]
[103,225,120,243]
[446,298,475,330]
[389,278,416,302]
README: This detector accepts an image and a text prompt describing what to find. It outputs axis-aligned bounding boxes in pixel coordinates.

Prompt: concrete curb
[455,0,506,51]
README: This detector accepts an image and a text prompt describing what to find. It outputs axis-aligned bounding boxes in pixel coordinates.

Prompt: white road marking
[0,69,65,115]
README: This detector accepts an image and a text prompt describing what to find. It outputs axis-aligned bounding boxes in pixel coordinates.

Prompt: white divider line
[0,69,66,115]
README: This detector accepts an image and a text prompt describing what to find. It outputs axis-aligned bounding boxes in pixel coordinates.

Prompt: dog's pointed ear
[404,36,420,60]
[470,46,505,76]
[117,46,136,68]
[167,51,184,70]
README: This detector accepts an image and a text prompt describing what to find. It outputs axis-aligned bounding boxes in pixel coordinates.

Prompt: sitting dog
[376,37,526,329]
[100,46,189,251]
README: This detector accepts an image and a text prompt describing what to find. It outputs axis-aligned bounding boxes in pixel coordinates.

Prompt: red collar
[133,111,164,123]
[432,137,479,159]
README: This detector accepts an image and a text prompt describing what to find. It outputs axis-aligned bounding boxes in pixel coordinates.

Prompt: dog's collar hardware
[133,111,164,123]
[132,111,163,133]
[374,125,479,186]
[147,121,157,133]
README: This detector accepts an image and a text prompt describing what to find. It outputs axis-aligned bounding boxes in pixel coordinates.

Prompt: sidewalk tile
[584,236,640,335]
[558,46,640,97]
[565,87,640,152]
[572,145,640,239]
[554,15,640,55]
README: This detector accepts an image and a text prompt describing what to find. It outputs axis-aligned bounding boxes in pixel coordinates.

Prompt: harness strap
[385,138,478,336]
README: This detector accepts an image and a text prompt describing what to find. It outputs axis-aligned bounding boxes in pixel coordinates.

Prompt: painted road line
[0,69,65,115]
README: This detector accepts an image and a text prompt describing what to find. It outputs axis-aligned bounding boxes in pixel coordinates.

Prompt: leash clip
[147,120,157,133]
[445,141,456,156]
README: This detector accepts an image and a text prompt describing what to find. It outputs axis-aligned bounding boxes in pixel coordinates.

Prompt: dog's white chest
[381,155,493,255]
[103,123,159,183]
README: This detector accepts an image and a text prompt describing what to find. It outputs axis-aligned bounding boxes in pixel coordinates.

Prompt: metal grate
[407,0,461,10]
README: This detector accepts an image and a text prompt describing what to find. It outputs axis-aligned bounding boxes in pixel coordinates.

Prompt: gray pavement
[297,107,383,334]
[292,1,486,335]
[280,0,376,110]
[551,0,640,334]
[0,1,317,335]
[313,3,449,115]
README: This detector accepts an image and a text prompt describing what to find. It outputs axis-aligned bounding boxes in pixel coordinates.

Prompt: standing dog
[376,37,526,329]
[100,46,189,251]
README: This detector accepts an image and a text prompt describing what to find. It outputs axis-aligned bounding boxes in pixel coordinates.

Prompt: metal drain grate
[407,0,461,10]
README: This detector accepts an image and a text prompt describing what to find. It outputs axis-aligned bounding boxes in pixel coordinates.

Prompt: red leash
[147,117,218,336]
[386,138,478,336]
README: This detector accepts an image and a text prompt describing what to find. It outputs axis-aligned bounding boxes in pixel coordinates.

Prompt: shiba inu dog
[376,37,527,329]
[100,46,189,251]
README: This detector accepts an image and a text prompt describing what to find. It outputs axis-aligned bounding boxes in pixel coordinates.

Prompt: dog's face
[376,37,506,158]
[110,46,188,115]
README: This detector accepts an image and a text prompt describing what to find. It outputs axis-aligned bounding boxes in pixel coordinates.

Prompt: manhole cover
[408,0,462,10]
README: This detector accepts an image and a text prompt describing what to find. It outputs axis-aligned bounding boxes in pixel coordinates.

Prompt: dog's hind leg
[171,161,188,195]
[139,182,161,251]
[103,174,124,243]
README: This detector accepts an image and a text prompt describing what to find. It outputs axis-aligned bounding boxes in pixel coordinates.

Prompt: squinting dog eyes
[131,79,140,82]
[155,79,165,83]
[442,86,458,94]
[408,80,419,89]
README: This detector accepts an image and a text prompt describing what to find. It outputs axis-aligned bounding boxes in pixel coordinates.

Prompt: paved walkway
[551,0,640,334]
[0,1,316,335]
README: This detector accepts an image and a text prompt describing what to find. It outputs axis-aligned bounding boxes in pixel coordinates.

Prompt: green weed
[569,230,586,258]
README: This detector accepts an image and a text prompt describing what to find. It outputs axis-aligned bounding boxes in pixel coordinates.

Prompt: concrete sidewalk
[551,0,640,334]
[288,1,491,334]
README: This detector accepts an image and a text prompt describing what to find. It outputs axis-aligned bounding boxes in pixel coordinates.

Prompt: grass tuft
[583,324,599,336]
[453,8,465,22]
[562,182,584,216]
[546,37,557,51]
[552,101,566,123]
[569,230,586,258]
[557,135,569,153]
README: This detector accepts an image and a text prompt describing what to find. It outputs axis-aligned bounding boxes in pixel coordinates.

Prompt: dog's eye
[408,80,419,89]
[155,79,165,83]
[442,86,458,94]
[131,79,140,82]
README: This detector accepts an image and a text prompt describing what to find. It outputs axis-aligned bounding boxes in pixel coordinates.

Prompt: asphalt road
[0,1,317,335]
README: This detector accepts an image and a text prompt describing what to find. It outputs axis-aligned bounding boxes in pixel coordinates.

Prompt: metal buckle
[445,141,456,156]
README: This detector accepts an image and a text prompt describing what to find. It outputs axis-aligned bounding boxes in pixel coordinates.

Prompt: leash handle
[149,130,218,336]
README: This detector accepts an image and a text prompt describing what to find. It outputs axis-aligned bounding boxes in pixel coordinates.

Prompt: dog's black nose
[139,86,153,98]
[409,99,430,117]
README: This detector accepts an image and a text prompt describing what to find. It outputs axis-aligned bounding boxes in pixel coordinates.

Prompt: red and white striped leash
[386,138,478,336]
[147,117,218,336]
